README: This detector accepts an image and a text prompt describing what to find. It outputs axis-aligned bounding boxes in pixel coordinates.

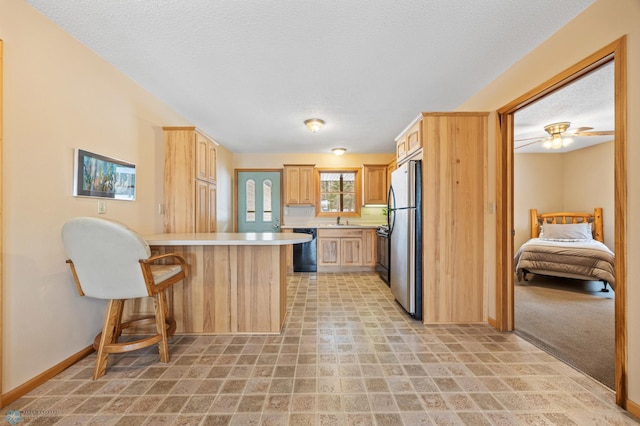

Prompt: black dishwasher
[293,228,317,272]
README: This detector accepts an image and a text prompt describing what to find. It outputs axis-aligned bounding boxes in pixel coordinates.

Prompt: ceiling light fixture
[332,147,346,156]
[304,118,325,133]
[542,121,573,149]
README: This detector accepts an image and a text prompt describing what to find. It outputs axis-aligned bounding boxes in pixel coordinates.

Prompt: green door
[237,171,281,232]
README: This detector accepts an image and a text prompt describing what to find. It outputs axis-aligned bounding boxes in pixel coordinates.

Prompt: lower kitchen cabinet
[317,228,376,271]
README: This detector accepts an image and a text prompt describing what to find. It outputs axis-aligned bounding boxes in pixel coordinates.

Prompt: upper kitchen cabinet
[163,126,218,233]
[363,164,388,205]
[284,164,315,205]
[395,115,423,165]
[196,131,217,183]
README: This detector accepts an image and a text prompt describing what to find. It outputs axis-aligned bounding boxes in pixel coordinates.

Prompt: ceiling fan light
[551,134,563,149]
[542,140,553,149]
[562,137,573,147]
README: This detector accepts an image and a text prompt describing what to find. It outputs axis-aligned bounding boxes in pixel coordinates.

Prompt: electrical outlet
[158,203,165,214]
[97,200,106,214]
[488,201,495,214]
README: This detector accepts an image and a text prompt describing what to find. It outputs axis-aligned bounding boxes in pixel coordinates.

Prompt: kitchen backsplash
[283,206,387,226]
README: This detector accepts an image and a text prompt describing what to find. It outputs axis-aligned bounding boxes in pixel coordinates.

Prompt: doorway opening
[495,37,627,405]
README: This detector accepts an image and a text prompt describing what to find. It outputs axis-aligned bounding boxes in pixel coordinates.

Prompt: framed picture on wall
[73,149,136,200]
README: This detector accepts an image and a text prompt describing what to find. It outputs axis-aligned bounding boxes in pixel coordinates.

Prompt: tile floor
[4,272,638,425]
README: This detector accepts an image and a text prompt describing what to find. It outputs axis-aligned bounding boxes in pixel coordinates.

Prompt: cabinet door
[362,230,376,266]
[406,120,422,154]
[363,165,387,205]
[207,142,217,183]
[195,133,209,181]
[208,182,217,232]
[195,180,209,233]
[341,238,362,266]
[298,166,315,204]
[396,137,407,161]
[318,238,340,266]
[284,166,301,204]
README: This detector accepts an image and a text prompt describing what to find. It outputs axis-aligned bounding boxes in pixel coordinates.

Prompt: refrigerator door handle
[388,185,396,234]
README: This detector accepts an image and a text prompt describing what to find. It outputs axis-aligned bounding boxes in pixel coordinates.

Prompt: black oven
[376,226,390,285]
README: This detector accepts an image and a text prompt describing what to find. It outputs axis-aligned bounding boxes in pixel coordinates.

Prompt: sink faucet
[337,216,341,225]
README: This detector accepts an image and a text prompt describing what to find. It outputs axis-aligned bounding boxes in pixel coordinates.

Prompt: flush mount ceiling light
[332,147,346,156]
[304,118,325,133]
[542,121,572,149]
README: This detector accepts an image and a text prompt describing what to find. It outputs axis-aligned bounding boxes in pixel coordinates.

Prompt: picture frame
[73,149,136,200]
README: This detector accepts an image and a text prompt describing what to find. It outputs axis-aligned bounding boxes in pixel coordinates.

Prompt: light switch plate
[98,200,106,214]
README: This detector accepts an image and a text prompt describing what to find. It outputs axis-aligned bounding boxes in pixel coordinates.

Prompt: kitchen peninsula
[141,232,312,334]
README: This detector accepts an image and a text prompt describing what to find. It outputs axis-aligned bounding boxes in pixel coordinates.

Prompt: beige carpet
[514,275,615,389]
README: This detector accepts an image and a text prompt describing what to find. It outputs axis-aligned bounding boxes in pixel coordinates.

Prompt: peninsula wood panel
[146,245,286,334]
[422,112,487,323]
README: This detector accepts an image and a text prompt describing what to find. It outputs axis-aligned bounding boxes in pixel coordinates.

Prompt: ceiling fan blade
[514,136,545,142]
[573,130,614,136]
[515,139,546,150]
[568,126,593,134]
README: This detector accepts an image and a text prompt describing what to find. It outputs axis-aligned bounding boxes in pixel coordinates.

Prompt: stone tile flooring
[4,272,638,425]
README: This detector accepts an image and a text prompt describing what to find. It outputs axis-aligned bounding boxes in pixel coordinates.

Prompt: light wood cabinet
[395,115,423,165]
[318,237,340,266]
[317,228,376,271]
[163,126,218,233]
[363,164,388,205]
[420,112,488,324]
[284,164,315,205]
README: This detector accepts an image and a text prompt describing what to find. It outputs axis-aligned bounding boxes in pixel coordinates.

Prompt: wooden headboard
[530,207,604,243]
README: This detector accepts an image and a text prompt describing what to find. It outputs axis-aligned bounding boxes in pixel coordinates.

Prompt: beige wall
[215,144,234,232]
[513,154,564,249]
[234,153,395,169]
[459,0,640,404]
[0,0,194,391]
[563,141,615,249]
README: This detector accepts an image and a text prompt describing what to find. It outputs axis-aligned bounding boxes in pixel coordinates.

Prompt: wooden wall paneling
[423,113,487,323]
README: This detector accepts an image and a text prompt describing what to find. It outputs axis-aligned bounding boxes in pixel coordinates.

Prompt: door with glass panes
[237,171,281,232]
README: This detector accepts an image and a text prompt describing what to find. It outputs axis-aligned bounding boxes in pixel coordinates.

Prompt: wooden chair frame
[66,253,188,379]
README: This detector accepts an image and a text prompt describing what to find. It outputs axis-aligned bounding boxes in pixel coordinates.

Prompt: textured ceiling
[26,0,596,154]
[514,61,614,154]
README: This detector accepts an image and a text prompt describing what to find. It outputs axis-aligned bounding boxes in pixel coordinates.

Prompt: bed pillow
[539,222,593,241]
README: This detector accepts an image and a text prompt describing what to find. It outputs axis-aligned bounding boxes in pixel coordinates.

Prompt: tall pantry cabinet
[421,112,487,323]
[163,127,217,233]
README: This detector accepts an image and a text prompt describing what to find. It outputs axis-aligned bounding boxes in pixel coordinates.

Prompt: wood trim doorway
[494,37,627,406]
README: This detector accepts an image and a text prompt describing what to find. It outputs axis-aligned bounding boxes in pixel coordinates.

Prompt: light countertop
[144,232,312,246]
[281,224,382,229]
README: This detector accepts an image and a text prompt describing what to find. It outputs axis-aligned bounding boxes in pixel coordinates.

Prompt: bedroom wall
[563,141,615,249]
[513,153,564,250]
[0,0,206,392]
[458,0,640,406]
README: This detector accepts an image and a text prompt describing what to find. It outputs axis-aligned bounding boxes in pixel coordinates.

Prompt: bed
[514,208,615,292]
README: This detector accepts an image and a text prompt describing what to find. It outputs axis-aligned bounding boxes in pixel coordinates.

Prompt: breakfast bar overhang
[142,232,312,334]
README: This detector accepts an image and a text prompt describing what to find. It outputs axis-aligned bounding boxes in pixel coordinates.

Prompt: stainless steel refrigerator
[388,159,422,319]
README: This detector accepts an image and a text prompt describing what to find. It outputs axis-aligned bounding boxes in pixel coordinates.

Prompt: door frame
[233,168,283,232]
[495,37,627,405]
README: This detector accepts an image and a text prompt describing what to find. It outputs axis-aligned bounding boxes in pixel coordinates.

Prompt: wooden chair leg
[154,292,170,363]
[94,299,124,379]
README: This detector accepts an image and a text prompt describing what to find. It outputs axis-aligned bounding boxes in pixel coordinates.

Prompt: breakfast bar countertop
[143,232,312,246]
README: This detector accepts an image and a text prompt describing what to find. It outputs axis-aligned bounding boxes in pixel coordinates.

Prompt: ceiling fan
[515,121,614,150]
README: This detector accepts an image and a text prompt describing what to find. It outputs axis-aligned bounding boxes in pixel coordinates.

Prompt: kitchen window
[315,168,361,217]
